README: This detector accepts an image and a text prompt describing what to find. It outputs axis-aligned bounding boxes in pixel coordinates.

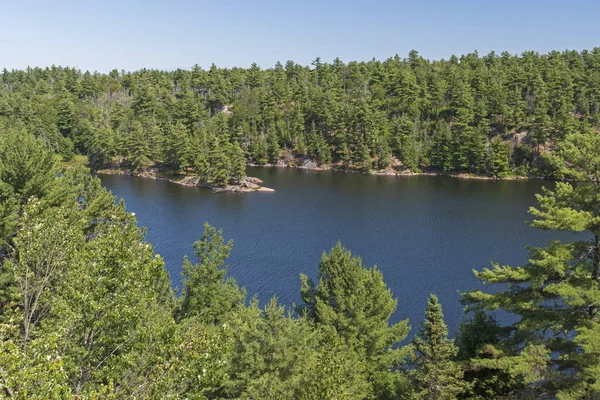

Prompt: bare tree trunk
[590,233,600,320]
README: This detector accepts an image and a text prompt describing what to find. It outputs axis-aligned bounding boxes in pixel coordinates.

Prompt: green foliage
[462,129,600,397]
[223,298,314,398]
[144,321,232,400]
[0,324,72,399]
[223,297,372,399]
[559,321,600,399]
[176,223,245,324]
[488,137,511,178]
[6,199,82,355]
[456,312,521,398]
[0,132,175,397]
[3,49,600,180]
[299,335,372,400]
[0,187,18,251]
[64,217,169,395]
[4,51,600,397]
[411,295,469,400]
[0,130,63,309]
[300,242,411,398]
[163,122,189,171]
[0,129,58,205]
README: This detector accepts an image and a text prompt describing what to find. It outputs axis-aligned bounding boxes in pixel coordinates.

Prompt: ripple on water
[99,170,586,335]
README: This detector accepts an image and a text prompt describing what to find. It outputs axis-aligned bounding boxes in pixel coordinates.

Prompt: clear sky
[1,0,599,72]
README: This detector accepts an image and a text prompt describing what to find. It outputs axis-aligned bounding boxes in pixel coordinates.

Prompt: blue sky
[1,0,599,72]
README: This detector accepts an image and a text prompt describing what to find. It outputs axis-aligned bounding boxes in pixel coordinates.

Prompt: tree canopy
[3,49,600,183]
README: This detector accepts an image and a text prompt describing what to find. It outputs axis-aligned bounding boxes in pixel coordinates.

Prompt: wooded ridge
[2,49,600,184]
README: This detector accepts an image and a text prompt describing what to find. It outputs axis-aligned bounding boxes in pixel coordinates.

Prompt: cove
[99,167,583,335]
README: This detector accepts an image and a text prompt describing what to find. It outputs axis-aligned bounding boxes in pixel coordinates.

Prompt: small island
[96,164,275,193]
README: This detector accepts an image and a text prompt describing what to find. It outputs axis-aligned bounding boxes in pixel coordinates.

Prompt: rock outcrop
[212,177,275,193]
[97,169,275,193]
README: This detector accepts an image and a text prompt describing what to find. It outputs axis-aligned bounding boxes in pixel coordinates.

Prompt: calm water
[99,168,582,334]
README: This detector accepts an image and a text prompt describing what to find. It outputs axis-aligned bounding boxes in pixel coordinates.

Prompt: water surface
[99,168,582,334]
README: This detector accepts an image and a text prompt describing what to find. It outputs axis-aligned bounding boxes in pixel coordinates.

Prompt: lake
[99,168,582,335]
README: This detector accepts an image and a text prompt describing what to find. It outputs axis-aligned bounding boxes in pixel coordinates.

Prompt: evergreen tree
[5,48,600,398]
[430,124,454,172]
[455,312,520,398]
[209,137,232,187]
[3,49,600,180]
[124,121,151,172]
[228,141,246,183]
[300,242,411,398]
[267,130,280,164]
[463,129,600,397]
[87,124,116,168]
[411,294,469,400]
[163,122,188,170]
[176,223,245,324]
[464,126,488,173]
[400,132,421,171]
[488,137,511,178]
[0,129,58,205]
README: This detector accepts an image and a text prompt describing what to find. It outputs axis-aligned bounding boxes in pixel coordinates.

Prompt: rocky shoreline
[96,168,275,193]
[95,157,541,192]
[247,157,538,181]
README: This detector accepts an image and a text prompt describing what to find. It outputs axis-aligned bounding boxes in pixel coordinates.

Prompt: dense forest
[2,49,600,184]
[1,49,600,399]
[1,127,600,399]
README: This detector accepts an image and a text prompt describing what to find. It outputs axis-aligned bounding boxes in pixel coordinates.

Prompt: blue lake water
[99,168,583,335]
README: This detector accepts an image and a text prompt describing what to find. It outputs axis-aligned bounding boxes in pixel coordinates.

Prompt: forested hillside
[2,49,600,182]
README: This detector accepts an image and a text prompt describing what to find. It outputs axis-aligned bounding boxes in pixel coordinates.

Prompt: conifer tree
[463,129,600,397]
[456,312,520,399]
[176,223,245,324]
[411,294,469,400]
[0,129,58,205]
[87,124,116,168]
[300,242,411,399]
[163,122,188,171]
[488,137,511,178]
[228,142,246,183]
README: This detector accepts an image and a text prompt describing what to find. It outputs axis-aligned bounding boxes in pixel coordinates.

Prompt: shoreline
[95,168,275,193]
[91,158,549,191]
[246,160,544,182]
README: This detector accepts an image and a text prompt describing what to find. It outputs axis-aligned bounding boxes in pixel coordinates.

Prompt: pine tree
[210,143,231,187]
[0,129,58,205]
[488,137,511,178]
[300,242,411,399]
[267,130,280,164]
[455,312,521,398]
[463,129,600,397]
[163,122,188,171]
[358,143,372,172]
[228,142,246,183]
[430,123,454,172]
[400,132,420,172]
[124,121,151,172]
[176,223,245,324]
[411,294,469,400]
[464,126,488,173]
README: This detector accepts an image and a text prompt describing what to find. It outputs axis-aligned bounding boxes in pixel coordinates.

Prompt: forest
[2,49,600,184]
[1,49,600,399]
